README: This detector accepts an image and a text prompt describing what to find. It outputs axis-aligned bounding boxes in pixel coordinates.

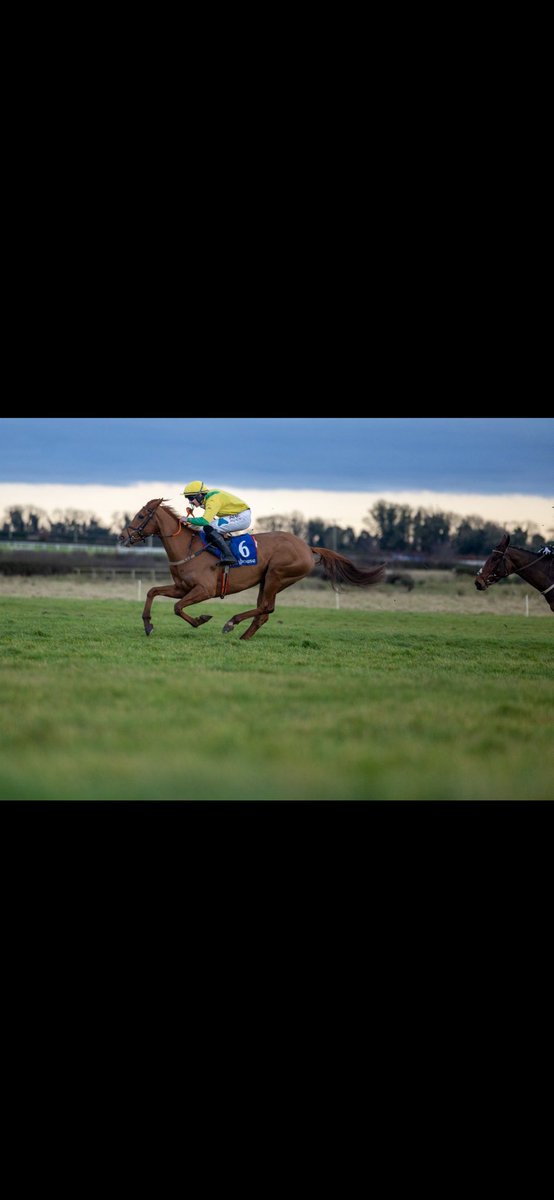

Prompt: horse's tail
[311,547,386,590]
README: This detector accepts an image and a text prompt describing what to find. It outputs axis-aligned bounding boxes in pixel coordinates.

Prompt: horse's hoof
[197,615,213,626]
[144,623,154,636]
[223,620,235,634]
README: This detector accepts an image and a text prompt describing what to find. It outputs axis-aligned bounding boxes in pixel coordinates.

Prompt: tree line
[0,507,127,544]
[1,501,550,556]
[239,501,550,556]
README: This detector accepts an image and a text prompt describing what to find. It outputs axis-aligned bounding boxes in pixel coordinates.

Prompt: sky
[0,417,552,533]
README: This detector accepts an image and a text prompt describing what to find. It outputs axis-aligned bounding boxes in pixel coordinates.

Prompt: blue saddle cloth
[200,531,258,567]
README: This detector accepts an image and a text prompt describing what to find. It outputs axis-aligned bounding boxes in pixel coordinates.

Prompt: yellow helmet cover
[182,481,206,496]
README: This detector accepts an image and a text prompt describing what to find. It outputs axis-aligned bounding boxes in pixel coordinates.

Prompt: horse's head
[120,499,164,547]
[475,533,511,590]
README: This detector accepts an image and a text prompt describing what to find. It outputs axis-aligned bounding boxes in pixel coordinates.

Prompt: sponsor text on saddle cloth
[200,529,258,567]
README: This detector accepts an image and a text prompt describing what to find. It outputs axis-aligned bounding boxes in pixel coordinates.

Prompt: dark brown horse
[475,534,554,611]
[120,500,386,640]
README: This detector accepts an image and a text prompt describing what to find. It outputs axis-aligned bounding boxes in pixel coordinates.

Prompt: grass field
[0,593,552,800]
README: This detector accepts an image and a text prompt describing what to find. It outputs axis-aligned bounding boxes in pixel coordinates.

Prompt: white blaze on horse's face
[475,546,507,590]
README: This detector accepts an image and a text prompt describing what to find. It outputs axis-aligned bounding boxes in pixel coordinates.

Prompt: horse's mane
[162,503,182,522]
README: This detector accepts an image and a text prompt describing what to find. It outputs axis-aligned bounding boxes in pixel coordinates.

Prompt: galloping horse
[475,534,554,611]
[120,500,386,640]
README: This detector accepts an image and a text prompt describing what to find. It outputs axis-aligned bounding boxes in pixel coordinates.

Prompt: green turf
[0,597,552,800]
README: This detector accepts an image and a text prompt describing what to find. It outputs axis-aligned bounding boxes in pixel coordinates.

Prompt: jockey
[181,482,252,566]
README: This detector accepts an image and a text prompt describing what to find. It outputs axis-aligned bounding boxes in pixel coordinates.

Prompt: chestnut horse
[475,534,554,611]
[120,500,386,640]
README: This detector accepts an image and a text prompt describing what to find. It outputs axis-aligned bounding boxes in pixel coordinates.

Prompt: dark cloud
[1,417,552,495]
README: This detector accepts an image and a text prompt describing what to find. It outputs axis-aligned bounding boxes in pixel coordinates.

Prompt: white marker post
[138,578,142,602]
[525,594,529,618]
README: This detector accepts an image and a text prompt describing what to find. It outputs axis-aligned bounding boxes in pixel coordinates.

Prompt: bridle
[123,502,163,545]
[480,548,553,591]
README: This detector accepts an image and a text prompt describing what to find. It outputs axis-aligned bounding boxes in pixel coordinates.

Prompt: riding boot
[204,526,238,565]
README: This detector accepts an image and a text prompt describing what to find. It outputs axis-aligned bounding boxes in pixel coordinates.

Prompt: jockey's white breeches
[214,510,252,534]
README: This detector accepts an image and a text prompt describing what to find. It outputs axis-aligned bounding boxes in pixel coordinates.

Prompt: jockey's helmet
[182,481,207,498]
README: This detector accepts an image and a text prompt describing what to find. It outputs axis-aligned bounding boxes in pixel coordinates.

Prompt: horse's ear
[498,533,510,551]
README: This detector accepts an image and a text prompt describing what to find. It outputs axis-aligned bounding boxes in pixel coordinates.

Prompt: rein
[172,544,211,567]
[168,521,210,567]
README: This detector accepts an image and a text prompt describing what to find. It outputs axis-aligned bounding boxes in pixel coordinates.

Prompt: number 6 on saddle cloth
[200,530,258,566]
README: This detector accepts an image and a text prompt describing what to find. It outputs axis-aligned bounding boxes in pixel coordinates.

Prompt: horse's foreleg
[223,579,278,640]
[223,606,263,634]
[240,613,271,640]
[143,585,185,635]
[228,569,313,640]
[174,585,213,629]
